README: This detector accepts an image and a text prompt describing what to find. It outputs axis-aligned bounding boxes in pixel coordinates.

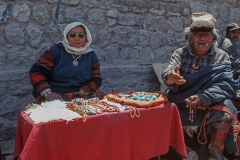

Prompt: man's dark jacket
[219,36,240,79]
[167,62,238,126]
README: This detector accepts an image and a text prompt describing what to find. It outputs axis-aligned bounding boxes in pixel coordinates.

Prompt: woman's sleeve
[80,53,102,92]
[29,47,55,96]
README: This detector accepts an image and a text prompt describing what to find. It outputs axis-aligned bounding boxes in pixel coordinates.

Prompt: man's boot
[224,124,240,159]
[209,121,231,160]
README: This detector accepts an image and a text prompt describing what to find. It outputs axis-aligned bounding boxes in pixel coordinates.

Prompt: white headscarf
[59,22,93,56]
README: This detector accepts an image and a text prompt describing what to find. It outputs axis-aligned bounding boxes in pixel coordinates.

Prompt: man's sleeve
[161,49,182,84]
[221,39,239,63]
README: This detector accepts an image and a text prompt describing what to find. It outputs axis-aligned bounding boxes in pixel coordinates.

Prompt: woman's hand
[44,92,63,101]
[166,66,186,85]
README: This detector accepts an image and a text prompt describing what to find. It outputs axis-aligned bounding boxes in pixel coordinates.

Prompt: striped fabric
[162,46,230,83]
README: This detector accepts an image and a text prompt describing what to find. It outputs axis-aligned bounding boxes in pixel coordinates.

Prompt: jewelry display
[106,91,168,108]
[24,92,166,123]
[66,95,143,122]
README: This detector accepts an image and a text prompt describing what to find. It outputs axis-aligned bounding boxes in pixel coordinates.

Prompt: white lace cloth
[24,100,81,124]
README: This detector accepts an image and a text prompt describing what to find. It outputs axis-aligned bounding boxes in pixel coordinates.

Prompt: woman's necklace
[72,55,82,66]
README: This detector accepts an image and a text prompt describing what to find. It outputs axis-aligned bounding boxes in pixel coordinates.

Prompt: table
[14,102,187,160]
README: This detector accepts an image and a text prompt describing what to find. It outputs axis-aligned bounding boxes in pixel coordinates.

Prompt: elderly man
[219,23,240,79]
[161,12,238,160]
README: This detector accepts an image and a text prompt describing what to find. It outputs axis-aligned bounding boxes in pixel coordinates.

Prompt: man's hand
[185,95,203,107]
[166,66,186,85]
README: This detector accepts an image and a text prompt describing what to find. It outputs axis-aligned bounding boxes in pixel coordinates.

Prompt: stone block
[4,23,24,44]
[12,3,30,22]
[101,65,160,94]
[88,8,106,25]
[26,24,43,47]
[33,4,50,24]
[114,28,138,46]
[229,8,240,21]
[0,2,11,23]
[107,9,118,26]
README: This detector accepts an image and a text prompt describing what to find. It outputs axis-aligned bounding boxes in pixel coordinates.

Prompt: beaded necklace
[72,55,82,66]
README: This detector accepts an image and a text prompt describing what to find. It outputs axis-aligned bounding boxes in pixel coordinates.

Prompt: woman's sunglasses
[68,32,86,39]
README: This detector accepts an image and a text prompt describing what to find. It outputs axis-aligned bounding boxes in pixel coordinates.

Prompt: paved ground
[1,150,13,160]
[3,151,230,160]
[2,155,13,160]
[149,130,232,160]
[151,150,229,160]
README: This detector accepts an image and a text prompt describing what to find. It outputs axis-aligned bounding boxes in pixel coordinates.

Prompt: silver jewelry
[79,89,84,93]
[40,88,51,96]
[72,55,82,66]
[44,91,51,98]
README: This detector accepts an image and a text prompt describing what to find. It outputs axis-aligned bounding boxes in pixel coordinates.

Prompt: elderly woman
[29,22,102,104]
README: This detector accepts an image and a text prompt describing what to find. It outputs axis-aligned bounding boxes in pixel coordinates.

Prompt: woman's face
[67,26,87,48]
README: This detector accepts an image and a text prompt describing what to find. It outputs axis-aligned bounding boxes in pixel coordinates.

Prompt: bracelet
[40,88,51,96]
[44,91,51,97]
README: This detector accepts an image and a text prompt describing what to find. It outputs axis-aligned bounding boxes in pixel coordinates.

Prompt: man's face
[191,31,213,55]
[227,29,240,42]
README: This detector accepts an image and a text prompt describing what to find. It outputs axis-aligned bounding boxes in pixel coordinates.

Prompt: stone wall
[0,0,240,153]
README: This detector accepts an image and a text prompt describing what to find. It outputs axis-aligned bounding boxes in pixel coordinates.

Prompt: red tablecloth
[14,102,187,160]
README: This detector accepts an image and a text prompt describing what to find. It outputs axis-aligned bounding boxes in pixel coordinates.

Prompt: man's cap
[226,23,240,32]
[190,12,216,32]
